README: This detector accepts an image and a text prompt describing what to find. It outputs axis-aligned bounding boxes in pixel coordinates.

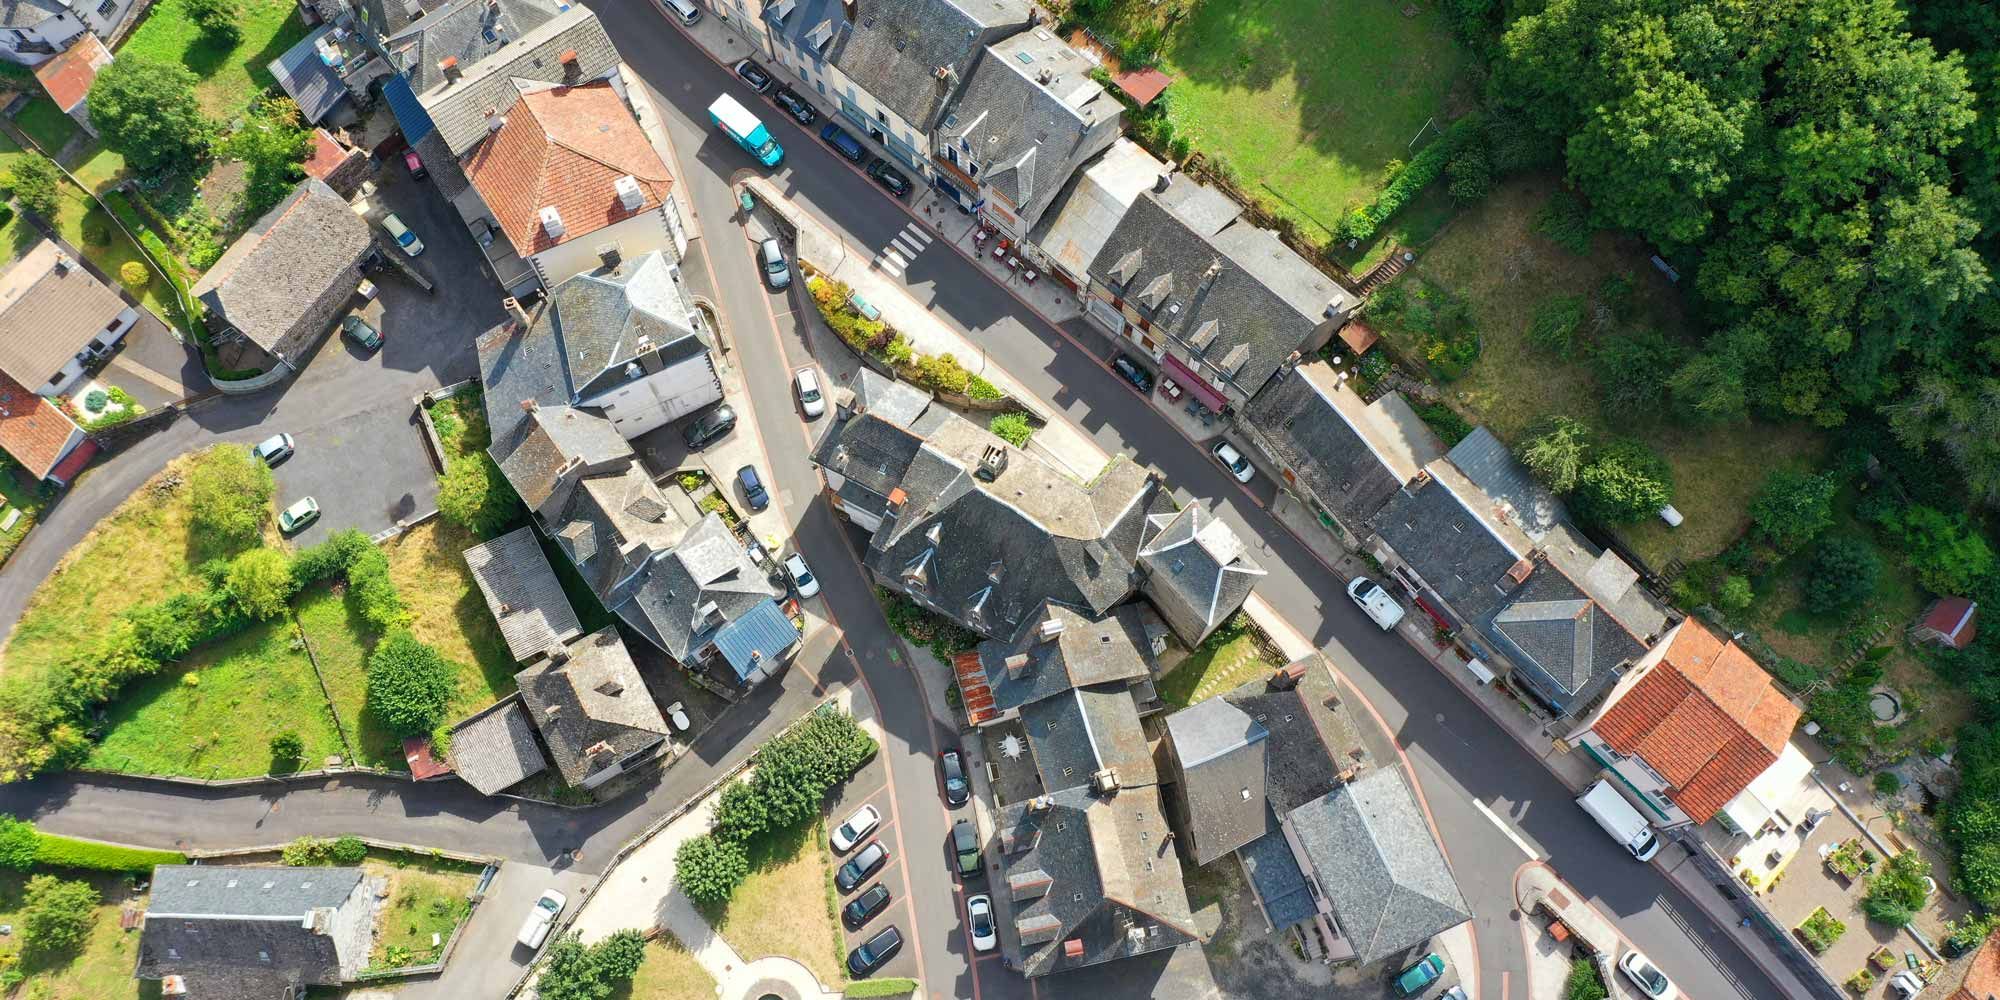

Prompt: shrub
[1527,296,1586,356]
[31,833,182,872]
[1520,416,1592,493]
[1750,469,1837,552]
[966,375,1003,401]
[5,152,60,221]
[346,545,408,632]
[845,979,921,998]
[1410,400,1472,446]
[1562,957,1607,1000]
[225,547,294,619]
[1875,771,1903,796]
[1535,189,1594,255]
[537,930,647,1000]
[331,835,368,865]
[712,778,771,844]
[1797,906,1846,953]
[1573,439,1673,524]
[1877,505,1994,595]
[20,875,97,959]
[1592,328,1686,419]
[188,445,275,547]
[268,731,305,771]
[0,816,37,870]
[1862,850,1931,928]
[183,0,240,41]
[912,353,971,395]
[364,631,457,738]
[437,454,524,539]
[282,836,334,866]
[988,412,1033,447]
[1804,537,1881,615]
[1446,142,1493,201]
[290,529,372,588]
[674,834,748,908]
[1718,574,1754,610]
[119,261,148,289]
[1339,117,1480,242]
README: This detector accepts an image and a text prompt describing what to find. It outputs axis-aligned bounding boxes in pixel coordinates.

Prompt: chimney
[1269,660,1305,690]
[560,48,580,81]
[503,296,531,326]
[594,677,624,697]
[584,740,613,757]
[1063,939,1085,959]
[439,55,460,81]
[1037,618,1064,642]
[1004,653,1031,680]
[484,105,504,132]
[519,398,540,414]
[1504,558,1534,586]
[614,174,645,212]
[1092,767,1119,795]
[548,641,572,664]
[539,206,565,239]
[51,253,70,274]
[1028,794,1052,812]
[597,244,623,271]
[1153,170,1173,193]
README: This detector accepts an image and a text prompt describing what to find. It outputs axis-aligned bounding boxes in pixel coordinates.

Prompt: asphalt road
[591,5,1782,999]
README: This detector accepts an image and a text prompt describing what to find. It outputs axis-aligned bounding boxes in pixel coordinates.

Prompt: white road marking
[875,257,903,276]
[1474,799,1544,859]
[904,225,932,245]
[882,248,907,269]
[891,234,921,257]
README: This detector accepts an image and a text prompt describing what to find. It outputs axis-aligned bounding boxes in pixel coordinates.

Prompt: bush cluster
[0,816,185,872]
[188,444,275,547]
[1336,117,1480,243]
[877,589,980,661]
[21,875,97,960]
[536,929,646,1000]
[282,835,369,866]
[437,454,524,540]
[364,631,457,738]
[805,276,996,399]
[987,412,1033,447]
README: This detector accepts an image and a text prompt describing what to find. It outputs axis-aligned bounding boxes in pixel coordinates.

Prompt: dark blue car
[820,122,865,163]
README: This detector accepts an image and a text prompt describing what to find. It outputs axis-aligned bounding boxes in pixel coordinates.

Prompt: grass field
[49,174,182,323]
[383,519,520,719]
[295,582,402,770]
[625,933,718,998]
[703,818,845,990]
[1155,619,1282,709]
[0,462,47,570]
[119,0,312,118]
[86,615,348,777]
[13,97,79,153]
[0,870,156,1000]
[363,855,479,970]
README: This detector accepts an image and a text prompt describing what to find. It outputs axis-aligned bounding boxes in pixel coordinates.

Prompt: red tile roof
[403,735,453,780]
[1957,930,2000,1000]
[1592,621,1802,822]
[0,369,80,480]
[46,437,94,484]
[1111,67,1172,106]
[462,81,673,259]
[954,650,995,725]
[301,128,349,181]
[1922,596,1979,649]
[33,34,111,114]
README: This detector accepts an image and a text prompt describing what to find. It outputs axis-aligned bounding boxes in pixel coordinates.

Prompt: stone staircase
[1356,247,1413,297]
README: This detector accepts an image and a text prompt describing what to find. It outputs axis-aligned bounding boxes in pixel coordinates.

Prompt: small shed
[1337,319,1381,356]
[1111,66,1172,107]
[1913,597,1978,650]
[32,34,111,137]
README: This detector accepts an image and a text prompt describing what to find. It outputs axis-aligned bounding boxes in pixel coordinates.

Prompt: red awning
[1112,67,1172,106]
[1162,354,1227,412]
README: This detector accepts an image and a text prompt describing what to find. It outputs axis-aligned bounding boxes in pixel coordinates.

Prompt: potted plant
[1871,947,1896,971]
[1847,968,1875,994]
[1798,907,1847,955]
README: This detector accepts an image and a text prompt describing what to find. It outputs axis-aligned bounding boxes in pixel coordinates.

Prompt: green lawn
[384,520,522,719]
[623,933,718,999]
[13,97,79,153]
[362,855,479,970]
[86,615,348,778]
[0,462,47,570]
[0,870,158,1000]
[1155,617,1282,709]
[51,179,182,326]
[67,144,127,193]
[701,818,846,990]
[119,0,312,118]
[1133,0,1469,245]
[295,583,403,770]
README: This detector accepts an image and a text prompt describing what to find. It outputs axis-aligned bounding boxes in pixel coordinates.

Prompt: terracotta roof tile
[1957,929,2000,1000]
[33,34,111,113]
[462,81,673,260]
[0,368,79,479]
[301,128,348,181]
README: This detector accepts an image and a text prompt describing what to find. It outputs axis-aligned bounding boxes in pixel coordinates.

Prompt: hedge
[845,978,919,998]
[35,833,184,873]
[1339,116,1481,243]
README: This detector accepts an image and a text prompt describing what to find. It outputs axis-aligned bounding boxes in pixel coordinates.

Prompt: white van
[1576,779,1661,862]
[661,0,700,24]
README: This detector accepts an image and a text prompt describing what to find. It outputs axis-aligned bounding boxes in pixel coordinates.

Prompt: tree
[6,151,61,220]
[712,778,771,844]
[364,631,456,737]
[268,731,305,771]
[436,455,523,539]
[88,56,210,176]
[673,834,748,908]
[536,930,647,1000]
[1717,574,1753,610]
[222,96,311,217]
[119,261,148,289]
[1804,537,1881,614]
[21,875,97,959]
[183,0,240,41]
[1445,142,1493,201]
[1520,416,1593,493]
[1881,505,1995,595]
[188,444,275,547]
[0,814,37,871]
[1573,439,1673,524]
[1749,469,1837,552]
[225,547,294,619]
[1592,328,1686,420]
[1863,850,1932,928]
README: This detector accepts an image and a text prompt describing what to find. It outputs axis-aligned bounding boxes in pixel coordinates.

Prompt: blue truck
[709,94,783,168]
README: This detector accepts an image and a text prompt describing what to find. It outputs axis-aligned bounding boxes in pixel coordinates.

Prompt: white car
[795,367,826,419]
[785,553,821,598]
[1619,950,1675,999]
[1211,440,1254,483]
[966,893,996,952]
[831,803,881,853]
[382,213,424,256]
[516,889,566,950]
[1346,577,1406,630]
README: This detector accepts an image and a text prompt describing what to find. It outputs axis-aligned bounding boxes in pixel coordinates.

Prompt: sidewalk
[1515,862,1645,1000]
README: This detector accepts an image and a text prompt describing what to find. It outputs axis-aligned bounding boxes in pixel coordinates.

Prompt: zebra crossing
[871,223,933,276]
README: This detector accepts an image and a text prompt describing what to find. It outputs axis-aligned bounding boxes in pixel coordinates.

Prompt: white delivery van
[1576,779,1662,862]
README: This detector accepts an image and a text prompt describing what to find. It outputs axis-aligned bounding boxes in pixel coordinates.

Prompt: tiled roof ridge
[1521,547,1652,647]
[521,84,672,184]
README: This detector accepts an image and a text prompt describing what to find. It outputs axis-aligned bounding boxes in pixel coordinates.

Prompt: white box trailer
[1576,778,1662,861]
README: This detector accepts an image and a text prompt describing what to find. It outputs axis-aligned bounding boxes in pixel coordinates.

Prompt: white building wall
[584,353,721,440]
[0,13,87,66]
[530,210,674,288]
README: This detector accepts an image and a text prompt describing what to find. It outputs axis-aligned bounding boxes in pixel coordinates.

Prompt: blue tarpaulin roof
[383,74,434,144]
[268,25,351,124]
[713,598,800,682]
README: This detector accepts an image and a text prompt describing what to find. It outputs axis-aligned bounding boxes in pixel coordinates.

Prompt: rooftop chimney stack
[1037,618,1064,642]
[559,48,580,81]
[439,55,460,81]
[1004,653,1032,680]
[484,104,503,131]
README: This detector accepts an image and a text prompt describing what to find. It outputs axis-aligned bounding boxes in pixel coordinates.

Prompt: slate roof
[270,25,352,123]
[1088,174,1354,400]
[1368,460,1533,625]
[547,254,703,400]
[613,513,787,662]
[463,525,584,662]
[938,27,1119,224]
[449,695,548,794]
[813,410,925,522]
[1447,427,1568,541]
[1483,563,1646,715]
[462,80,673,258]
[0,239,128,386]
[1029,139,1169,282]
[973,602,1155,714]
[357,0,450,37]
[780,0,1031,136]
[0,367,81,479]
[1137,504,1263,646]
[1591,621,1801,822]
[1240,823,1316,929]
[515,626,669,786]
[138,865,365,998]
[1019,682,1157,792]
[1165,696,1266,866]
[387,0,563,94]
[191,179,372,363]
[848,366,936,427]
[33,32,109,113]
[1287,768,1470,966]
[407,3,620,156]
[493,403,633,518]
[996,784,1200,977]
[1241,363,1434,535]
[0,0,67,29]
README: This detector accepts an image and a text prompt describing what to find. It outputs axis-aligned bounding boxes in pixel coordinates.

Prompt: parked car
[784,552,821,598]
[516,889,566,950]
[402,148,427,180]
[682,404,737,449]
[843,884,891,929]
[1211,440,1254,483]
[966,894,996,952]
[836,841,888,892]
[381,213,424,256]
[278,497,320,534]
[662,0,700,25]
[939,749,969,807]
[951,818,980,879]
[846,925,902,977]
[773,86,816,125]
[1392,953,1445,998]
[820,122,866,162]
[831,804,881,853]
[865,157,912,197]
[252,433,295,465]
[1618,952,1675,999]
[1346,576,1406,630]
[737,464,770,512]
[758,237,792,290]
[795,367,826,419]
[733,58,774,93]
[1110,354,1153,392]
[341,314,382,351]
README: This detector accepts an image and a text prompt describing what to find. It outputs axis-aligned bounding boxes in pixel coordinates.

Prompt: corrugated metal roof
[384,74,434,143]
[712,598,799,681]
[268,25,350,124]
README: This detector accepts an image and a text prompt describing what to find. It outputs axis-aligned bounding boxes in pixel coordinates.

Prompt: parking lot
[397,860,598,1000]
[824,754,928,982]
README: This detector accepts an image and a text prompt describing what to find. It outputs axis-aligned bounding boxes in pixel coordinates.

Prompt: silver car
[758,238,791,289]
[252,433,294,465]
[785,553,820,598]
[795,367,826,419]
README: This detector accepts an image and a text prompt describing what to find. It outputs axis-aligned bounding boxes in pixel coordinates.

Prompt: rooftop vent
[614,174,645,212]
[595,677,625,697]
[539,206,565,239]
[484,105,504,132]
[975,443,1007,481]
[1269,660,1305,690]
